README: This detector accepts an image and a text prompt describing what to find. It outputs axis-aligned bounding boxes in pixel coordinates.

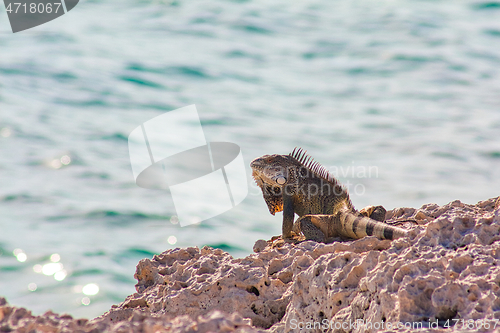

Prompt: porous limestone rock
[99,245,293,329]
[1,196,500,333]
[101,196,500,332]
[0,298,262,333]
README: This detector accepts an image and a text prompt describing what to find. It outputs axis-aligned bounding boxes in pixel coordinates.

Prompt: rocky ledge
[1,197,500,332]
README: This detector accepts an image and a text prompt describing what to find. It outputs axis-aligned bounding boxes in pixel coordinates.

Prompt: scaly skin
[250,148,407,242]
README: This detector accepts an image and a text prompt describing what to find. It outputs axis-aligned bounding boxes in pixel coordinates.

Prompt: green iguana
[250,148,407,242]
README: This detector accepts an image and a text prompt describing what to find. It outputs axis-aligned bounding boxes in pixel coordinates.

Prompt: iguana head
[250,153,300,215]
[250,154,297,187]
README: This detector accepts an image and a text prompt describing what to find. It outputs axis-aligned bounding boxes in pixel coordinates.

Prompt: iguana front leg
[294,215,327,242]
[282,192,294,238]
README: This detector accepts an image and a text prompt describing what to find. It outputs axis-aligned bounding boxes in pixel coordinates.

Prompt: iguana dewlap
[250,148,407,242]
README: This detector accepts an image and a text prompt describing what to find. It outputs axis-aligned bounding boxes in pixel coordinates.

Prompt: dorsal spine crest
[289,147,341,186]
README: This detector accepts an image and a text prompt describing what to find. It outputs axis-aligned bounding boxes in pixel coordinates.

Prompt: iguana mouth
[249,158,265,170]
[251,170,264,187]
[252,168,278,188]
[251,158,274,187]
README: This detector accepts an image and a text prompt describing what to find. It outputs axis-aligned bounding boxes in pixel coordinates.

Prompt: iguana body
[250,148,407,242]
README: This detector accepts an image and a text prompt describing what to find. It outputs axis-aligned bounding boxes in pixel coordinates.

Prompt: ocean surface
[1,0,500,319]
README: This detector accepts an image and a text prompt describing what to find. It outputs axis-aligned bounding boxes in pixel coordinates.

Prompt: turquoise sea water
[1,0,500,319]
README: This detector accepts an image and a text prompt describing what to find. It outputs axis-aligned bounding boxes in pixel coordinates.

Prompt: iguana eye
[276,177,286,185]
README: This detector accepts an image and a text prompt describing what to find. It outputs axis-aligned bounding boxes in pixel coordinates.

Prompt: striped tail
[336,211,407,240]
[296,212,407,242]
